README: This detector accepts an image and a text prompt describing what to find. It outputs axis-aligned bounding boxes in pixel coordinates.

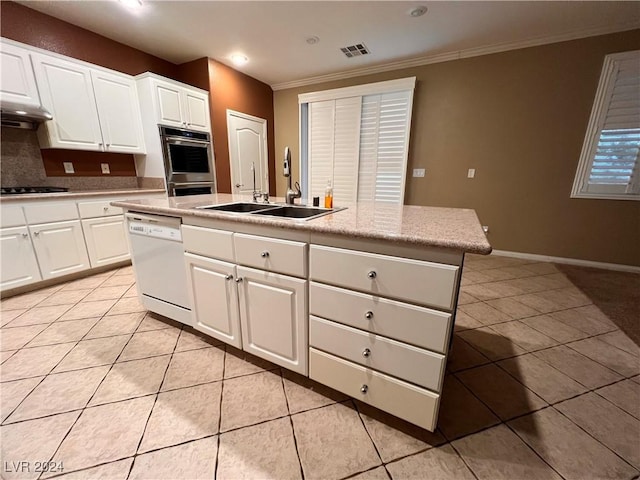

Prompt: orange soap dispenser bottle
[324,180,333,208]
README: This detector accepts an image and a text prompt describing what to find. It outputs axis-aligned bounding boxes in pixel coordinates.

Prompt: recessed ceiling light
[119,0,142,8]
[306,36,320,45]
[409,6,427,17]
[231,54,248,66]
[15,110,27,115]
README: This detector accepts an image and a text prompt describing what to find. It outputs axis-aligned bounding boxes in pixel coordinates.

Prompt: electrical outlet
[467,168,476,178]
[101,163,110,174]
[63,162,74,174]
[412,168,425,178]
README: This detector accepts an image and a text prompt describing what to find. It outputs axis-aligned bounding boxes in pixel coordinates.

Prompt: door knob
[367,270,377,279]
[33,231,40,236]
[362,348,371,358]
[365,311,374,319]
[225,275,233,280]
[360,385,368,394]
[235,184,243,188]
[235,277,243,283]
[21,233,28,238]
[261,251,269,258]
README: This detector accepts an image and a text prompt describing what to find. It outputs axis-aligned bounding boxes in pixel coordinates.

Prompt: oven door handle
[164,137,210,146]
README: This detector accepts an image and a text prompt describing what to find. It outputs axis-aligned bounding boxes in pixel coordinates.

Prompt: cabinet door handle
[225,274,233,280]
[365,311,374,319]
[235,184,243,188]
[235,277,243,283]
[22,233,29,238]
[362,348,371,358]
[367,270,377,279]
[261,251,269,258]
[103,206,109,211]
[33,231,40,236]
[360,384,368,394]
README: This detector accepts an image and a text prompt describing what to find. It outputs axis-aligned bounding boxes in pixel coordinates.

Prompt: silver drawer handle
[365,311,374,319]
[360,384,368,394]
[261,251,269,258]
[368,270,377,279]
[235,277,243,283]
[362,348,371,358]
[225,275,233,280]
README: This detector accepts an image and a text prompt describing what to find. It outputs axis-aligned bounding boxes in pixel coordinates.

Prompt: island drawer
[78,200,124,218]
[182,225,234,262]
[1,205,26,228]
[309,282,452,354]
[24,202,79,224]
[234,233,306,278]
[310,316,446,391]
[309,245,459,311]
[309,348,440,431]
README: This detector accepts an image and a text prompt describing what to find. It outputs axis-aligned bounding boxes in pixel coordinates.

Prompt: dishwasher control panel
[128,221,182,241]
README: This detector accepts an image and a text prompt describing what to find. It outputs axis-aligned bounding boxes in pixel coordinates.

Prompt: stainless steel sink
[250,205,336,220]
[195,202,343,220]
[196,202,275,213]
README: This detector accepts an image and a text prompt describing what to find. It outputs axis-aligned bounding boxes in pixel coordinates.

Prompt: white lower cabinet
[0,226,42,290]
[237,266,307,375]
[184,253,242,348]
[82,216,130,268]
[29,220,90,280]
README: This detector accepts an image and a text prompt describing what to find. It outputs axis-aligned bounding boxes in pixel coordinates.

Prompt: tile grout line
[279,368,306,480]
[212,344,228,480]
[124,324,183,480]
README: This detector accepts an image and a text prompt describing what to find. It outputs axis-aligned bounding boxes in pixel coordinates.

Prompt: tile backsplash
[1,127,138,190]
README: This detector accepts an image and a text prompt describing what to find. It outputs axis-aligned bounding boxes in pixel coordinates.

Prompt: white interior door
[227,110,269,195]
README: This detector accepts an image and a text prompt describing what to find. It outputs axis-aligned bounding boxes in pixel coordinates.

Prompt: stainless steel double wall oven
[160,126,216,196]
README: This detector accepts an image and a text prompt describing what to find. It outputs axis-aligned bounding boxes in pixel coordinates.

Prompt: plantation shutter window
[358,91,412,203]
[302,77,415,205]
[572,50,640,200]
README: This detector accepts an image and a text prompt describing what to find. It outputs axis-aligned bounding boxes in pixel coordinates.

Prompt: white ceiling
[17,1,640,89]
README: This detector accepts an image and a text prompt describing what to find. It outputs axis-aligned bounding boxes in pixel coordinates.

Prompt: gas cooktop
[0,186,70,195]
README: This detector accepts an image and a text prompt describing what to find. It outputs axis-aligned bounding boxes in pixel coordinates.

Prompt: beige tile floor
[1,256,639,480]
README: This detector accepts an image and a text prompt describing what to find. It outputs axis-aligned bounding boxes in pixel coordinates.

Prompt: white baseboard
[490,249,640,274]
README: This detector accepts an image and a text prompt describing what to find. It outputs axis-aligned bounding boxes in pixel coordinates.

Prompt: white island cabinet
[182,224,308,374]
[116,194,491,432]
[0,206,41,290]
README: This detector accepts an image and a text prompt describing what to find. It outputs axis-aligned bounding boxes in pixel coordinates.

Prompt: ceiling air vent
[340,43,370,58]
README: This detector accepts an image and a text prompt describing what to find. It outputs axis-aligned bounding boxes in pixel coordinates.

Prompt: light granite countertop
[113,193,492,254]
[0,188,166,203]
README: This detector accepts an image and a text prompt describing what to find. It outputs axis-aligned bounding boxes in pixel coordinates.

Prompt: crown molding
[271,23,640,91]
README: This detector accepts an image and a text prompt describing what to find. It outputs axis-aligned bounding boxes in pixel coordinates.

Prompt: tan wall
[274,30,640,266]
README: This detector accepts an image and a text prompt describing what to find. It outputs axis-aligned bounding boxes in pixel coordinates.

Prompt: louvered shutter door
[333,97,362,204]
[583,51,640,195]
[308,100,335,199]
[358,91,412,203]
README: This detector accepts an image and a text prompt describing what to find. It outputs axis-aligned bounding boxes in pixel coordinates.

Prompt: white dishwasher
[126,212,191,325]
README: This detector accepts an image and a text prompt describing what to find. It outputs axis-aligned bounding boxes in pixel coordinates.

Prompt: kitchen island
[113,193,491,431]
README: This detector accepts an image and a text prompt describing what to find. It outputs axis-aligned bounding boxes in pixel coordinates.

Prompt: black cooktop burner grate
[0,186,70,195]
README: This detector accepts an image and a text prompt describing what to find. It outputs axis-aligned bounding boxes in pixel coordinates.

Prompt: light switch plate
[63,162,74,174]
[413,168,425,178]
[467,168,476,178]
[101,163,110,174]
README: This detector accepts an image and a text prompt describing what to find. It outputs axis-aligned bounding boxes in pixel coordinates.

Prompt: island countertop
[113,193,492,254]
[0,188,165,203]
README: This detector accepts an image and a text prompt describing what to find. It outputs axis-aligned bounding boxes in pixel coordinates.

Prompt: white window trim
[298,77,416,104]
[571,50,640,201]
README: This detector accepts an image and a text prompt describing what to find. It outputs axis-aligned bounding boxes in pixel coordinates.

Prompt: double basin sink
[196,202,342,220]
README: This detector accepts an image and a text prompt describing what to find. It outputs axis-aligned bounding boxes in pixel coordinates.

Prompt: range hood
[1,101,53,129]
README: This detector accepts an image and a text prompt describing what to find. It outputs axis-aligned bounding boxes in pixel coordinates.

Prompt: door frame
[226,109,269,195]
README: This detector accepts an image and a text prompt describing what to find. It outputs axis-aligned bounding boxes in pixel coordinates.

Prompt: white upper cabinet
[0,42,41,107]
[91,70,145,154]
[138,74,211,132]
[30,51,146,153]
[32,53,104,150]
